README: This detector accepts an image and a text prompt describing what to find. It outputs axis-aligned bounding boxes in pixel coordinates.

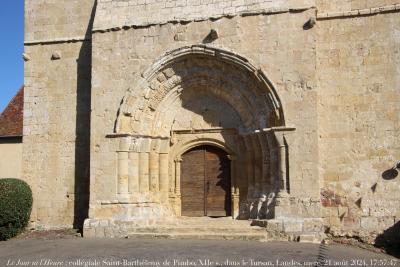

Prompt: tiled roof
[0,87,24,137]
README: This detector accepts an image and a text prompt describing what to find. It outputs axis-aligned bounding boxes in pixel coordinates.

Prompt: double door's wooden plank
[181,146,231,217]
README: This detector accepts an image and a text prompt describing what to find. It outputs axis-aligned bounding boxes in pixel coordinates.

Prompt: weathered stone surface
[93,0,316,30]
[317,0,400,13]
[25,0,96,42]
[23,39,92,228]
[298,234,322,243]
[22,0,400,243]
[317,6,400,240]
[283,220,303,233]
[303,218,324,233]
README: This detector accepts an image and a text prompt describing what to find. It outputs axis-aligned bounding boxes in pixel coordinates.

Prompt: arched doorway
[112,45,290,220]
[181,145,231,217]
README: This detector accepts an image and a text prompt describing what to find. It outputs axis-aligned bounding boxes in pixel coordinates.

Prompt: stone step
[129,226,266,234]
[167,218,253,227]
[175,217,248,222]
[166,223,255,228]
[124,217,269,241]
[127,232,269,242]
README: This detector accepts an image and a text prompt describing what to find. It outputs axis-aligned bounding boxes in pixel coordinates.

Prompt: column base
[231,194,240,219]
[274,191,291,219]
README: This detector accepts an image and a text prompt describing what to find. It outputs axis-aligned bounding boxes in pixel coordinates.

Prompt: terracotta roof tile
[0,87,24,137]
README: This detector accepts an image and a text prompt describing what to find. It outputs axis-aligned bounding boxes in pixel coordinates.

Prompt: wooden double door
[181,145,231,217]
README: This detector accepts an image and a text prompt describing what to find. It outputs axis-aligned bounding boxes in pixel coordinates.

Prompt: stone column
[159,153,169,203]
[257,131,270,193]
[264,127,296,219]
[139,152,150,193]
[149,139,161,196]
[266,133,278,191]
[149,152,160,193]
[228,155,239,219]
[169,160,176,195]
[244,137,255,199]
[138,138,151,193]
[128,151,139,193]
[274,131,290,219]
[117,152,129,195]
[251,134,262,197]
[274,131,289,197]
[174,157,182,197]
[117,136,130,196]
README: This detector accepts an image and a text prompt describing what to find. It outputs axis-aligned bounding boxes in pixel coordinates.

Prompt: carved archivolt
[111,46,292,219]
[115,45,285,135]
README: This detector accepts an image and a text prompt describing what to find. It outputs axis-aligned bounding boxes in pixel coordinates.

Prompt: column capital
[174,157,182,163]
[119,135,131,151]
[263,126,295,148]
[274,132,286,148]
[159,138,170,154]
[231,190,240,196]
[150,138,161,153]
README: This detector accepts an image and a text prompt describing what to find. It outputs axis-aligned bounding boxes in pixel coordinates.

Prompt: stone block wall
[23,0,96,228]
[90,8,320,218]
[317,11,400,238]
[25,0,96,41]
[23,0,400,241]
[317,0,400,13]
[94,0,316,30]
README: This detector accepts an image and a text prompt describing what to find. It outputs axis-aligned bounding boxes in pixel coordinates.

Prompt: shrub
[0,179,33,240]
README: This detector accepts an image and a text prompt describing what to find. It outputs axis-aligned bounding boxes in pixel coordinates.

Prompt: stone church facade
[23,0,399,241]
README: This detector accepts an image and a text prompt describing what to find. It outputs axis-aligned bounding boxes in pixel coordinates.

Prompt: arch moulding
[170,135,237,162]
[115,44,286,134]
[107,44,297,221]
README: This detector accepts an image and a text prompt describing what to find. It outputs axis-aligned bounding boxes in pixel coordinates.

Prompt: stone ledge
[84,218,326,243]
[317,4,400,20]
[92,6,315,34]
[24,36,90,46]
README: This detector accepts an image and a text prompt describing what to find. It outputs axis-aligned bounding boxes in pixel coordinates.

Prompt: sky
[0,1,24,113]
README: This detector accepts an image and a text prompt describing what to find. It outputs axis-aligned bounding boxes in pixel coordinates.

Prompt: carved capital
[263,126,296,148]
[118,136,131,151]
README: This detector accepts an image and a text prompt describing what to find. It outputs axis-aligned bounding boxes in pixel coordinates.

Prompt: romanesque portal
[85,46,301,235]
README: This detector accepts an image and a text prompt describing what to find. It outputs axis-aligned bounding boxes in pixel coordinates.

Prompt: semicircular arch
[171,137,237,162]
[116,45,285,134]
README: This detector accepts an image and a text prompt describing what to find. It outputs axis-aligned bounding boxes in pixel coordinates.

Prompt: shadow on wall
[249,195,276,220]
[382,169,398,180]
[375,221,400,258]
[74,0,97,230]
[375,165,400,258]
[382,161,400,180]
